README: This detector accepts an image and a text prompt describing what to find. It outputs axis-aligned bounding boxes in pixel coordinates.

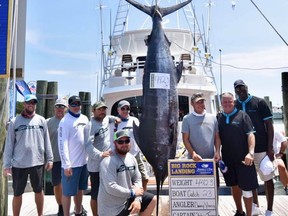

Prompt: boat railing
[105,59,214,88]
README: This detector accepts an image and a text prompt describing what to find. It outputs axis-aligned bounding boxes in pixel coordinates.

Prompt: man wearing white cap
[46,98,68,216]
[3,94,53,216]
[112,100,149,191]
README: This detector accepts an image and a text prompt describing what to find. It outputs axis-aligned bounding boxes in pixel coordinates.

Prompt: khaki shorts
[135,152,149,181]
[254,152,276,181]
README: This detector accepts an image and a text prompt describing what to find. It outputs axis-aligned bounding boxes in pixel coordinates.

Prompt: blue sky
[24,0,288,106]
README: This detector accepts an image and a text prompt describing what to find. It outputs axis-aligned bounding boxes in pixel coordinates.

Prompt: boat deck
[7,193,288,215]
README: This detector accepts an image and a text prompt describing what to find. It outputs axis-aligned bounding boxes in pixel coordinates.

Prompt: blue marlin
[126,0,192,214]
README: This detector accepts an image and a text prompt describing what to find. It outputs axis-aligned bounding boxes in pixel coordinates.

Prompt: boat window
[179,96,189,121]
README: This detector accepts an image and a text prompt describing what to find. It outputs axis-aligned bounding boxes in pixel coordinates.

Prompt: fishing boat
[99,0,219,149]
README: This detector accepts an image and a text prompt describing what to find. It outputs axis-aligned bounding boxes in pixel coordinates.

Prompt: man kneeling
[98,129,156,216]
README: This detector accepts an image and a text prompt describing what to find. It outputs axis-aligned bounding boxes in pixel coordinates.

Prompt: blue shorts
[51,161,61,186]
[61,165,89,196]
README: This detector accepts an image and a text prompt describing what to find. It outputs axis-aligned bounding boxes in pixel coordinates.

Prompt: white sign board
[168,159,218,216]
[149,73,170,89]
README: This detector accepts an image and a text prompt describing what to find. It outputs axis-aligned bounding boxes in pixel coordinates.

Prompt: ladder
[103,0,130,82]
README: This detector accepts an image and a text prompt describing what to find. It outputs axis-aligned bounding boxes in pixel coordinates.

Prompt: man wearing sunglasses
[84,101,120,216]
[58,95,89,216]
[46,98,68,216]
[3,94,53,216]
[98,129,156,216]
[112,100,150,191]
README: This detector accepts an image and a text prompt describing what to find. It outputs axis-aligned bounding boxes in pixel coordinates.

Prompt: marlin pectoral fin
[176,61,183,83]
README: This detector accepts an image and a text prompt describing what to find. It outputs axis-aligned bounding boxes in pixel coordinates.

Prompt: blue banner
[169,161,214,176]
[0,0,9,77]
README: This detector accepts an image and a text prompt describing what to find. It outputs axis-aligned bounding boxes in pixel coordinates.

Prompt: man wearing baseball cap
[3,94,53,216]
[98,129,156,216]
[58,95,89,216]
[234,80,275,216]
[84,101,120,216]
[112,100,150,191]
[46,98,68,215]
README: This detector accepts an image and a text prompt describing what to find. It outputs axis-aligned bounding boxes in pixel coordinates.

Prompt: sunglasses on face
[70,103,81,107]
[121,107,130,111]
[116,139,130,145]
[25,100,37,105]
[55,105,66,109]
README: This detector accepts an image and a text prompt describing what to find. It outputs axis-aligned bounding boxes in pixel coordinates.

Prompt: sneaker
[74,212,87,216]
[252,203,262,215]
[81,205,87,214]
[265,210,273,216]
[57,205,64,216]
[74,205,87,216]
[234,210,246,216]
[284,186,288,195]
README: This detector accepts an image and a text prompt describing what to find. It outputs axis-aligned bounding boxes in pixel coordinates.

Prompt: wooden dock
[7,193,288,215]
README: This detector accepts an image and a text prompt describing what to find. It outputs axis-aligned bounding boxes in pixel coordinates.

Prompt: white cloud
[45,70,69,75]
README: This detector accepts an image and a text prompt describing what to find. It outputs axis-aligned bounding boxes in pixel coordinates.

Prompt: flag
[15,80,32,97]
[27,81,37,95]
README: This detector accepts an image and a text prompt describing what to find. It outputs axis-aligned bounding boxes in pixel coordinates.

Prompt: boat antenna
[96,0,107,100]
[250,0,288,46]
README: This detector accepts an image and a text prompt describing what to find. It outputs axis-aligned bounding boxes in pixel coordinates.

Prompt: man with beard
[234,80,274,216]
[98,129,156,216]
[112,100,149,191]
[3,94,53,216]
[84,101,120,215]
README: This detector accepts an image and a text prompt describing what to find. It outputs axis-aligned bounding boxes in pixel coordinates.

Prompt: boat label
[149,73,170,89]
[168,159,218,215]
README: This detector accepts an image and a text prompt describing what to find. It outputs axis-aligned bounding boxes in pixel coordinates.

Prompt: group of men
[182,79,287,216]
[3,95,155,216]
[3,78,288,216]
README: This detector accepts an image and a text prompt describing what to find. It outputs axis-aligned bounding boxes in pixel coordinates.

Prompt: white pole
[12,0,19,118]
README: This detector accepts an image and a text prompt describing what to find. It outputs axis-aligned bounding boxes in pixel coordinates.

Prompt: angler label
[168,159,218,216]
[149,73,170,89]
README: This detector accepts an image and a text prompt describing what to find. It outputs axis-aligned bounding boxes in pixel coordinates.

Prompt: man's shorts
[116,191,155,216]
[51,161,62,186]
[12,165,44,196]
[223,162,258,191]
[61,165,89,196]
[254,152,276,181]
[135,152,149,181]
[89,172,100,200]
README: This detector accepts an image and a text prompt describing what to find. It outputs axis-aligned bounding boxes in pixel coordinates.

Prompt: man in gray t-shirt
[181,92,220,161]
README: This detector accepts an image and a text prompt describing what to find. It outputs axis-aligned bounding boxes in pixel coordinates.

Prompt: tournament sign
[168,159,218,216]
[0,0,11,77]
